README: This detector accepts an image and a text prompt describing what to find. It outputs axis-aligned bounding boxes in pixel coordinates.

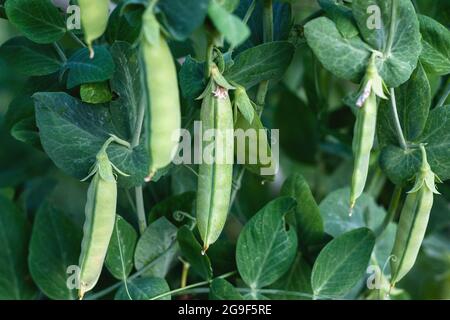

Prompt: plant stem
[180,261,190,288]
[375,185,402,237]
[135,186,147,235]
[436,81,450,108]
[205,38,214,78]
[150,271,236,300]
[53,42,67,63]
[131,100,146,148]
[389,88,408,150]
[68,31,87,48]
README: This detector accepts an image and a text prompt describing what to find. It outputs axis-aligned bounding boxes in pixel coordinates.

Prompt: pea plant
[0,0,449,301]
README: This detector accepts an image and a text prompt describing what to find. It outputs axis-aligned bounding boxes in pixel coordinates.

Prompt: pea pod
[78,137,128,299]
[390,145,440,287]
[350,55,387,212]
[78,0,110,58]
[197,78,234,252]
[142,23,181,179]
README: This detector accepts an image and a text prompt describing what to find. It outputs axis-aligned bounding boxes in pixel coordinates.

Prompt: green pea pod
[197,83,234,252]
[78,137,129,299]
[142,32,181,179]
[349,91,377,211]
[349,54,387,212]
[78,0,110,58]
[390,145,440,287]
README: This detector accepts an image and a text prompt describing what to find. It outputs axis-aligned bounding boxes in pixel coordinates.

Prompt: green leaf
[64,46,115,89]
[0,195,37,299]
[105,215,137,280]
[147,191,196,227]
[34,92,149,188]
[319,187,387,237]
[381,106,450,183]
[304,17,371,83]
[377,63,431,147]
[134,217,178,278]
[179,56,205,99]
[5,0,66,44]
[80,82,113,104]
[177,226,213,280]
[225,41,295,89]
[115,277,171,300]
[319,0,359,39]
[28,202,81,300]
[208,0,250,47]
[11,117,40,148]
[105,2,142,45]
[418,14,450,76]
[267,253,313,300]
[209,278,243,300]
[0,37,62,76]
[281,173,324,246]
[352,0,422,87]
[110,41,143,140]
[157,0,209,41]
[236,197,297,289]
[311,228,375,299]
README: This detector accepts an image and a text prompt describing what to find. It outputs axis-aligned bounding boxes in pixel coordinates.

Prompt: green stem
[205,38,214,78]
[150,271,236,300]
[375,185,402,237]
[180,261,190,288]
[68,31,87,48]
[389,88,408,150]
[436,81,450,108]
[135,186,147,235]
[53,42,67,63]
[131,99,146,148]
[262,0,273,43]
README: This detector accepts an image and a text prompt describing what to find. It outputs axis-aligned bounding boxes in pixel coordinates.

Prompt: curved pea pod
[78,0,110,58]
[390,145,440,287]
[78,148,119,299]
[142,32,181,179]
[197,85,234,252]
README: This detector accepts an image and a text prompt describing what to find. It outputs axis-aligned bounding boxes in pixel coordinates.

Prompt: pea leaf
[381,106,450,184]
[0,195,37,299]
[209,278,243,300]
[115,277,171,300]
[80,82,113,104]
[304,17,371,83]
[134,217,178,278]
[157,0,209,41]
[105,2,142,45]
[177,226,213,281]
[225,41,295,89]
[311,228,375,299]
[0,37,62,76]
[377,63,431,147]
[236,197,297,289]
[28,202,81,300]
[352,0,422,87]
[64,46,115,89]
[267,253,313,300]
[418,14,450,76]
[5,0,66,44]
[179,56,206,100]
[105,215,137,281]
[281,173,324,246]
[34,92,149,188]
[208,0,250,47]
[110,42,142,141]
[319,187,386,237]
